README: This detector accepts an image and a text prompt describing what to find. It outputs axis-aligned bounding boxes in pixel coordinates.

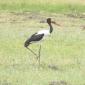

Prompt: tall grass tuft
[0,0,85,12]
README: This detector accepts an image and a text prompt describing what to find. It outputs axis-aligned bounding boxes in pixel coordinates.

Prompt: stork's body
[24,18,53,48]
[24,18,60,65]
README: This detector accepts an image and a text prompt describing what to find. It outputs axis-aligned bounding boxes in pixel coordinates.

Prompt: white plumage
[37,29,50,36]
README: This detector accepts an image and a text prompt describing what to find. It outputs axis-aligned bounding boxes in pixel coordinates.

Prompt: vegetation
[0,0,85,12]
[0,12,85,85]
[0,0,85,85]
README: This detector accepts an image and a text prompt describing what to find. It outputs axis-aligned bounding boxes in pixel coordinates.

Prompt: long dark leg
[38,44,41,65]
[26,47,38,58]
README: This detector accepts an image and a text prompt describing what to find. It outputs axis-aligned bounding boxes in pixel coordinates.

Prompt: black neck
[48,23,53,33]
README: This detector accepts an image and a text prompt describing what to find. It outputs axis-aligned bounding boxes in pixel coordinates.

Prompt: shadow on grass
[49,80,70,85]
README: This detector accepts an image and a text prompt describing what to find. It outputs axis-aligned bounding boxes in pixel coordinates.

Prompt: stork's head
[47,18,51,24]
[40,18,61,26]
[47,18,61,26]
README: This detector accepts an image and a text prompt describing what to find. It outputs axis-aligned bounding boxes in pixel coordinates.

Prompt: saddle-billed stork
[24,18,60,65]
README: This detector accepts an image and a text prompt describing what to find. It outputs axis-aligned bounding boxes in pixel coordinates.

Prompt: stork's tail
[24,40,31,48]
[24,40,38,57]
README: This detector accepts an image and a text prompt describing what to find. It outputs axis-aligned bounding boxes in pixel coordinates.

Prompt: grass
[0,12,85,85]
[0,0,85,12]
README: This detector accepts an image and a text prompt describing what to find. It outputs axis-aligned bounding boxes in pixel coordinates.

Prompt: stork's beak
[40,20,61,26]
[51,21,61,26]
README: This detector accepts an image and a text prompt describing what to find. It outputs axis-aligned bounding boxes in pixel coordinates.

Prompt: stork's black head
[40,18,61,26]
[47,18,61,26]
[47,18,51,24]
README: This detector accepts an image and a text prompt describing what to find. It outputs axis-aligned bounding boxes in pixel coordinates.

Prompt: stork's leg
[38,44,41,65]
[27,47,38,58]
[26,45,41,65]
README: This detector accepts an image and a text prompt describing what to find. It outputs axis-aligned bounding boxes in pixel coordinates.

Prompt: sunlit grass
[0,13,85,85]
[0,0,85,12]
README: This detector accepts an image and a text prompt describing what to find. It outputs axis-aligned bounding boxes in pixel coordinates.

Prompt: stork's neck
[48,23,53,33]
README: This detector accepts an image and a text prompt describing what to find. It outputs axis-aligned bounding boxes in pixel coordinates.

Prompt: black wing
[24,33,44,47]
[29,33,44,42]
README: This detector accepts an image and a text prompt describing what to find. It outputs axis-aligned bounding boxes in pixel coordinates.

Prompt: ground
[0,12,85,85]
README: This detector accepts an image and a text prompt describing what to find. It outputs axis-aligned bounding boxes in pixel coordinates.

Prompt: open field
[0,12,85,85]
[0,0,85,12]
[0,0,85,85]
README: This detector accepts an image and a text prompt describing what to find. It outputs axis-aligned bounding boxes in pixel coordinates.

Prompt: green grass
[0,12,85,85]
[0,0,85,12]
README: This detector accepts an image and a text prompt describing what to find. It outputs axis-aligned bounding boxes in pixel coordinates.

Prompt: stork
[24,18,60,65]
